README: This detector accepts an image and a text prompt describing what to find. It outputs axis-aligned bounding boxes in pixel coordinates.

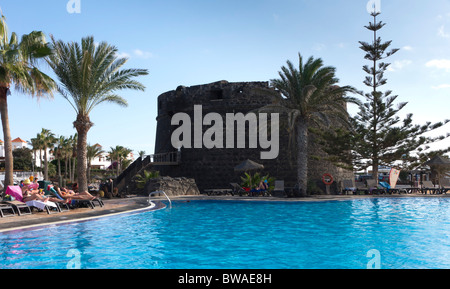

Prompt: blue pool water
[1,198,450,269]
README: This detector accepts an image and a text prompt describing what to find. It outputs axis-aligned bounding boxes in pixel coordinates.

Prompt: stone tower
[153,80,352,194]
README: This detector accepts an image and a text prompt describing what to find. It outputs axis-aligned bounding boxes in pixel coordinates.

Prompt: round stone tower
[153,80,353,194]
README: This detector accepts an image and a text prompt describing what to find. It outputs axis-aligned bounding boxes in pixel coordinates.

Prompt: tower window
[210,90,224,101]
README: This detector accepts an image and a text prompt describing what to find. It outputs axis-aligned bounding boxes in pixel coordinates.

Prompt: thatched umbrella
[424,155,450,167]
[424,155,450,186]
[234,159,264,172]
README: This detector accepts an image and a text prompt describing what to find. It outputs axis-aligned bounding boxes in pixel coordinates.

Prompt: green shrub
[135,170,160,189]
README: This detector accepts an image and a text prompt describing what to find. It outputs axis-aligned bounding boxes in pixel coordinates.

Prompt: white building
[90,144,113,170]
[0,138,31,161]
[89,144,135,170]
[12,137,28,150]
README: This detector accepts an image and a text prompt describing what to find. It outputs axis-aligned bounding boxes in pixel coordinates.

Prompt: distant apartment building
[0,139,133,170]
[89,144,135,170]
[0,138,30,160]
[89,144,113,170]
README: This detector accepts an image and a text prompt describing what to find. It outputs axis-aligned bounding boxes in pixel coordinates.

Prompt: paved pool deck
[1,194,448,233]
[0,197,155,233]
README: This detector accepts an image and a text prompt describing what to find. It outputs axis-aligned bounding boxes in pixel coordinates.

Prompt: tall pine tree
[353,12,449,181]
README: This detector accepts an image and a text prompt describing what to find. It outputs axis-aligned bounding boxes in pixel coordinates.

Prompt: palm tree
[0,13,55,187]
[47,36,148,193]
[28,137,40,173]
[135,170,160,190]
[30,133,44,172]
[270,53,357,196]
[62,135,75,183]
[87,144,104,183]
[108,145,132,175]
[138,150,146,159]
[107,146,120,176]
[39,128,56,180]
[119,146,132,173]
[54,135,69,185]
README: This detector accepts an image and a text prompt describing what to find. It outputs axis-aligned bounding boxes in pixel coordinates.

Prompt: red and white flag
[389,169,401,188]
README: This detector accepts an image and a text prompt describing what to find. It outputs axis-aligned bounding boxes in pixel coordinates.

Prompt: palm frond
[48,35,149,117]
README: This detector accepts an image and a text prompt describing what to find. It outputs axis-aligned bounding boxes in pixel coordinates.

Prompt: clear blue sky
[1,0,449,156]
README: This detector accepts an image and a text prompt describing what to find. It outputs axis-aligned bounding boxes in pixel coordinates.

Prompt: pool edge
[0,200,166,234]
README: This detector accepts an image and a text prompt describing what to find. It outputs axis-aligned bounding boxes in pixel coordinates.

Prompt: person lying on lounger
[22,182,69,204]
[21,179,39,195]
[54,185,97,201]
[22,189,49,203]
[250,180,269,196]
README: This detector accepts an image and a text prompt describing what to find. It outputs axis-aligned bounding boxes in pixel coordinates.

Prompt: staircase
[114,151,181,194]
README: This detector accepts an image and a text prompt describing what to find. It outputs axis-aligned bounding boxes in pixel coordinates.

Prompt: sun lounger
[26,200,60,214]
[204,189,233,196]
[76,193,104,208]
[0,202,15,218]
[273,180,286,197]
[354,182,369,195]
[342,180,357,195]
[2,200,32,216]
[438,179,450,194]
[366,180,385,195]
[421,181,440,195]
[49,186,104,209]
[250,187,269,197]
[379,182,400,194]
[5,186,59,215]
[47,187,70,212]
[398,185,420,194]
[3,186,32,216]
[230,183,247,196]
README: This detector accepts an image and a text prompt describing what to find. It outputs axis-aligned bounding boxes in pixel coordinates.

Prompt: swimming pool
[1,198,450,269]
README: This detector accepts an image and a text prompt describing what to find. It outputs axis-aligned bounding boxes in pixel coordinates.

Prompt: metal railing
[148,151,180,165]
[149,191,172,209]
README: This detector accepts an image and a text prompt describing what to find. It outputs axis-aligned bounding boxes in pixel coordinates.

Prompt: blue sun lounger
[49,187,104,209]
[379,182,400,194]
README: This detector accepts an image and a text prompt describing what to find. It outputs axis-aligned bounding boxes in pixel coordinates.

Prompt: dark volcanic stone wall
[154,80,353,194]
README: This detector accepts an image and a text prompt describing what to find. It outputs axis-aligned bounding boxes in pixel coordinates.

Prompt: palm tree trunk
[87,157,91,184]
[87,164,91,184]
[43,146,49,180]
[0,87,14,189]
[64,157,68,186]
[296,118,309,197]
[72,157,76,182]
[74,114,93,193]
[68,157,72,182]
[39,149,43,172]
[372,156,379,186]
[33,150,37,173]
[57,158,62,185]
